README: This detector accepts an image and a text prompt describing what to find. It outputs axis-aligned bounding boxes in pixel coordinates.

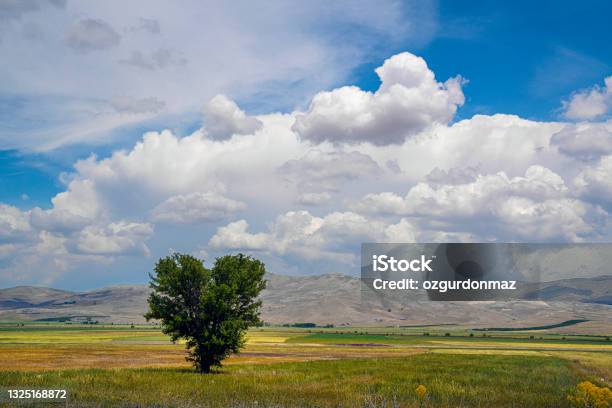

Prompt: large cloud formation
[293,52,465,145]
[209,211,416,264]
[354,166,591,241]
[1,51,611,285]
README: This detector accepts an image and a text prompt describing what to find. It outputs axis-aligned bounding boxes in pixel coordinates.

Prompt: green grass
[473,319,590,331]
[0,354,580,407]
[261,324,611,341]
[287,332,612,347]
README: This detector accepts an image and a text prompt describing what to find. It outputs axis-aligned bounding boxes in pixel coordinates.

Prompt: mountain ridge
[1,273,610,332]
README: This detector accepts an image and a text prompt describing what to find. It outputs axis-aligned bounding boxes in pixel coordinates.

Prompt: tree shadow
[164,366,229,375]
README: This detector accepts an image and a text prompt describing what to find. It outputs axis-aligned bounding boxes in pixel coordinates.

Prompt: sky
[1,0,612,290]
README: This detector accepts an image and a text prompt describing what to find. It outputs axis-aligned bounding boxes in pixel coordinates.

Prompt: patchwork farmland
[0,323,610,407]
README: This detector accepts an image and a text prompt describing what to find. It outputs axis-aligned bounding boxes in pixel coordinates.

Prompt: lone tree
[145,253,266,373]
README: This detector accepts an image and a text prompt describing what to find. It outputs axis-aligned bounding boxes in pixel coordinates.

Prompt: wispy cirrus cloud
[0,0,436,152]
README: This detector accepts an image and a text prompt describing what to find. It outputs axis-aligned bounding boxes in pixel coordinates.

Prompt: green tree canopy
[145,253,266,373]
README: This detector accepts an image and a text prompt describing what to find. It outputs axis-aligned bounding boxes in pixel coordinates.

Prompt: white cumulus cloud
[355,166,592,241]
[0,204,32,242]
[551,121,612,161]
[279,149,381,192]
[295,192,332,206]
[151,192,246,224]
[293,52,465,145]
[209,210,417,264]
[563,76,612,120]
[203,95,263,140]
[72,221,153,256]
[574,155,612,209]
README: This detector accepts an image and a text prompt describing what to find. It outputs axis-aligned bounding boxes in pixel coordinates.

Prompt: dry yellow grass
[0,340,425,371]
[428,339,612,350]
[0,344,188,371]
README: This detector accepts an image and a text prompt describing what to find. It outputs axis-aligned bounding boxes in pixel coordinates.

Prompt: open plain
[0,323,610,407]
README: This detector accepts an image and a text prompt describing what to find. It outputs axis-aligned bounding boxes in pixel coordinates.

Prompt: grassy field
[0,324,610,407]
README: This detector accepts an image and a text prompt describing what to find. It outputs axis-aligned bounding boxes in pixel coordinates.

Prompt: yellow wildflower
[568,381,612,408]
[416,384,427,399]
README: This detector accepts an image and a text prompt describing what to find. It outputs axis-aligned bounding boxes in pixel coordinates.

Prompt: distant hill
[0,274,610,332]
[519,275,612,304]
[0,286,75,309]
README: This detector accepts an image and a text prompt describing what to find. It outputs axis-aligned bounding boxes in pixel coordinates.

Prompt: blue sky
[355,1,612,119]
[1,0,611,289]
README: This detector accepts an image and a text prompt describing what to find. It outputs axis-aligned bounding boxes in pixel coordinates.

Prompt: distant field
[0,324,610,406]
[473,319,590,331]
